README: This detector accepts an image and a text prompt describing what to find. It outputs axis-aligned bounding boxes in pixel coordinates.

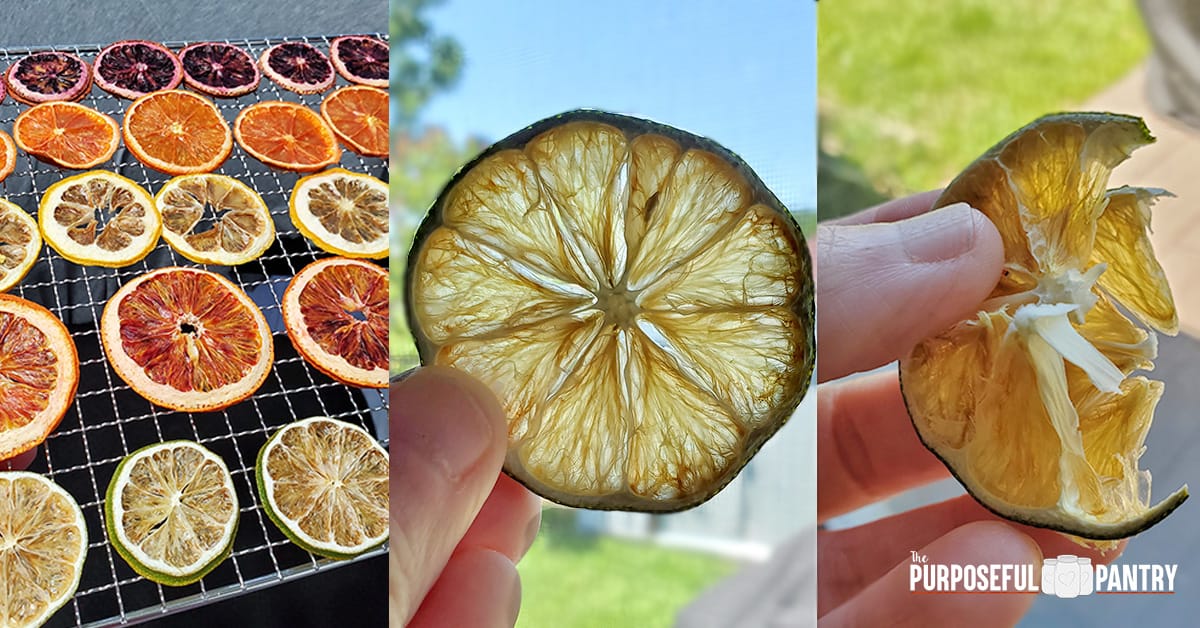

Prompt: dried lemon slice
[0,199,40,292]
[156,174,274,265]
[901,112,1188,542]
[407,110,814,512]
[38,170,161,267]
[289,168,387,259]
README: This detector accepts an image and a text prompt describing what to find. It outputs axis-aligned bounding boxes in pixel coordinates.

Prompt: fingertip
[408,548,521,628]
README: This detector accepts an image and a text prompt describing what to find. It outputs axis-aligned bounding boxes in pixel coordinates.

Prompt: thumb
[390,366,509,625]
[817,203,1004,381]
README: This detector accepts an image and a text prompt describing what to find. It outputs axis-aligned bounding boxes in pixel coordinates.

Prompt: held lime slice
[407,110,814,512]
[105,441,239,586]
[900,112,1188,542]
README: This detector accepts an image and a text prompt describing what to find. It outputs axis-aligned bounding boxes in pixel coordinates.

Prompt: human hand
[391,367,542,627]
[816,192,1124,627]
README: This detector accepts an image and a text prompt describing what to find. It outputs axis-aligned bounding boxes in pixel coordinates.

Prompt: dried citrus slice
[0,472,87,626]
[5,51,91,104]
[94,40,184,99]
[256,416,388,559]
[407,111,814,512]
[0,200,40,292]
[38,170,160,268]
[234,101,342,172]
[0,129,16,183]
[100,267,273,412]
[13,101,119,170]
[105,441,238,586]
[320,85,388,157]
[156,174,274,265]
[283,257,387,388]
[0,294,78,460]
[289,168,386,258]
[179,42,261,98]
[123,90,233,175]
[901,113,1189,542]
[259,41,335,94]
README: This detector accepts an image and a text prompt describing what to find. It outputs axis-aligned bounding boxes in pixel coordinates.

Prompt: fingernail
[898,202,983,263]
[391,367,502,481]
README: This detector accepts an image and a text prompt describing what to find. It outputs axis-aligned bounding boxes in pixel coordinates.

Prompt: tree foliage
[390,0,464,124]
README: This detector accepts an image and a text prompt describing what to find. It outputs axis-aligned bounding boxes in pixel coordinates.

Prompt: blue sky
[417,0,816,213]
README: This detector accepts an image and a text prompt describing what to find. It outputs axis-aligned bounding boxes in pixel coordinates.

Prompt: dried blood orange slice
[13,101,119,170]
[289,169,387,258]
[259,41,334,94]
[93,40,183,99]
[0,294,78,460]
[38,171,160,268]
[234,101,341,172]
[321,85,388,157]
[283,257,387,388]
[179,42,260,98]
[329,36,388,88]
[123,90,233,175]
[5,51,91,104]
[101,267,272,412]
[0,200,40,292]
[156,174,273,266]
[0,130,15,183]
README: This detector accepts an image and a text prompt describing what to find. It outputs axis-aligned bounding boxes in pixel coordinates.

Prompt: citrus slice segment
[100,267,273,412]
[900,112,1188,542]
[320,85,387,157]
[13,101,119,170]
[0,200,40,292]
[0,472,87,626]
[289,168,387,258]
[0,295,78,460]
[234,101,342,172]
[407,111,814,511]
[0,129,16,183]
[256,416,388,559]
[123,90,233,175]
[156,174,274,265]
[105,441,238,586]
[282,257,387,388]
[37,170,160,268]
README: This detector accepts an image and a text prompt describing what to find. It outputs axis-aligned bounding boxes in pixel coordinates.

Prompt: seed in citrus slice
[0,200,39,293]
[0,295,78,460]
[259,41,335,94]
[329,35,388,88]
[105,441,238,586]
[900,112,1188,543]
[407,110,814,512]
[93,40,184,99]
[123,90,233,175]
[0,472,87,626]
[234,101,342,172]
[38,170,160,268]
[156,174,274,266]
[179,42,260,98]
[13,101,120,170]
[289,168,386,258]
[256,416,388,559]
[0,129,16,183]
[100,267,273,412]
[5,51,91,104]
[283,257,387,388]
[321,85,388,157]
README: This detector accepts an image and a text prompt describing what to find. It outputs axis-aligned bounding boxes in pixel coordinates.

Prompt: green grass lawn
[819,0,1150,216]
[517,509,739,628]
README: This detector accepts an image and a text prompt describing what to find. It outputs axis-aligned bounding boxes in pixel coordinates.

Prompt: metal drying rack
[0,35,389,627]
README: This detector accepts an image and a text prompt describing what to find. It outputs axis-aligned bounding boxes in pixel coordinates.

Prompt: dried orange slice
[289,169,387,259]
[407,111,814,512]
[0,130,16,183]
[0,200,40,292]
[13,101,119,170]
[283,257,387,388]
[123,90,233,175]
[233,101,341,172]
[38,170,160,268]
[320,85,387,157]
[156,174,274,265]
[901,113,1188,542]
[101,267,273,412]
[0,294,78,460]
